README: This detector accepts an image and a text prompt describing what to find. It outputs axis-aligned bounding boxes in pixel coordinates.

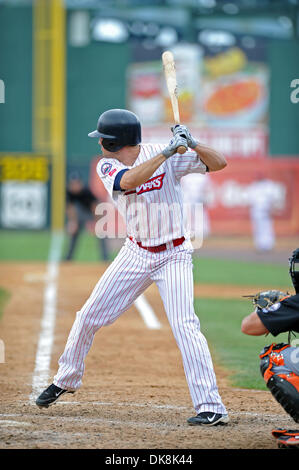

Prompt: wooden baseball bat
[162,50,187,155]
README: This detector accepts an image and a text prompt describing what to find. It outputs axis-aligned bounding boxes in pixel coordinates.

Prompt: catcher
[241,248,299,449]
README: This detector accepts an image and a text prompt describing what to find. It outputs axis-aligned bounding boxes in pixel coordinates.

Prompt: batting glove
[171,124,198,149]
[162,134,188,158]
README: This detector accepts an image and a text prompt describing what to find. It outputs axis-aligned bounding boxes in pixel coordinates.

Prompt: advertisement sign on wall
[205,158,299,236]
[142,126,268,159]
[200,41,269,127]
[127,38,269,128]
[0,154,50,229]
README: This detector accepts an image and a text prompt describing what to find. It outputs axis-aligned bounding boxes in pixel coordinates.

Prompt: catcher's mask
[88,109,141,152]
[289,248,299,294]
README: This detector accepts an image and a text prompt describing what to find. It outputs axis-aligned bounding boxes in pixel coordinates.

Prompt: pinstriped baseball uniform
[54,143,227,415]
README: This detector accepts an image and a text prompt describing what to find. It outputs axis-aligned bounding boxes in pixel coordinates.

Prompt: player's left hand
[243,289,289,310]
[162,134,188,158]
[171,125,198,149]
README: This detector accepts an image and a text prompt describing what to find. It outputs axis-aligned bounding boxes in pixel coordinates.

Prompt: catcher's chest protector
[260,343,299,423]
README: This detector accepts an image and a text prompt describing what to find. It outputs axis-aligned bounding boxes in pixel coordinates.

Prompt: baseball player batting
[36,109,229,426]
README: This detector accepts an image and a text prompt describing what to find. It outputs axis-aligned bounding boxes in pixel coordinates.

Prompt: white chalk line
[26,398,294,421]
[29,231,64,402]
[0,420,32,427]
[37,401,294,421]
[8,399,280,414]
[0,405,292,434]
[51,403,294,421]
[134,294,162,330]
[0,413,184,431]
[58,401,187,410]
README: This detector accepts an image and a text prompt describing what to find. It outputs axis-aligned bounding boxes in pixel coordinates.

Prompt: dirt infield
[0,262,294,449]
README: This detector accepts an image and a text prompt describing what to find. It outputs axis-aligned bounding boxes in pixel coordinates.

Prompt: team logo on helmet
[101,162,113,175]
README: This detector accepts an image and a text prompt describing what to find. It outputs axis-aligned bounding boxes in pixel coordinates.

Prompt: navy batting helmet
[88,109,141,152]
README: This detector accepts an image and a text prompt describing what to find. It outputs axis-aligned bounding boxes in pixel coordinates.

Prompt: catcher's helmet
[88,109,141,152]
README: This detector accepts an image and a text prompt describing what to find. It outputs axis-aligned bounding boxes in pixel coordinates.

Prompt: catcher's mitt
[243,289,289,310]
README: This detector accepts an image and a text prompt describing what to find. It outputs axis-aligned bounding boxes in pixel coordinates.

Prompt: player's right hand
[171,124,188,137]
[171,125,198,149]
[162,134,188,158]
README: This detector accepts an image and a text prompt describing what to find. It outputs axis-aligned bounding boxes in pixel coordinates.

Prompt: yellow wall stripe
[33,0,66,230]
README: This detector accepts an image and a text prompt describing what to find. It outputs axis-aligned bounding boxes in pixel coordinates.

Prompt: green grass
[193,256,291,389]
[193,257,291,288]
[0,230,115,262]
[62,232,103,262]
[0,287,9,322]
[0,230,292,289]
[0,230,51,261]
[194,297,287,390]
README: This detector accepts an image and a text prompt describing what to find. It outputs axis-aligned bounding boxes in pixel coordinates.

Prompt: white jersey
[96,143,207,246]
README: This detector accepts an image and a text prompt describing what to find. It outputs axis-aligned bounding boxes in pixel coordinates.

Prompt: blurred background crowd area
[0,0,298,262]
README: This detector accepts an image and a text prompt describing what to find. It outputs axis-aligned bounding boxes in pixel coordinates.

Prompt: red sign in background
[142,126,268,160]
[90,155,299,237]
[207,157,299,236]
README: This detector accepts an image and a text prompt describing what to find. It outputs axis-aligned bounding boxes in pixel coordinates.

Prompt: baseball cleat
[35,383,74,408]
[187,412,229,426]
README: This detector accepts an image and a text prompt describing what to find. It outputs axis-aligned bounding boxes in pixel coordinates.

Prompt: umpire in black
[64,172,109,262]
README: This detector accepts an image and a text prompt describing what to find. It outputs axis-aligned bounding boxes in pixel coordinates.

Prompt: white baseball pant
[54,239,227,414]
